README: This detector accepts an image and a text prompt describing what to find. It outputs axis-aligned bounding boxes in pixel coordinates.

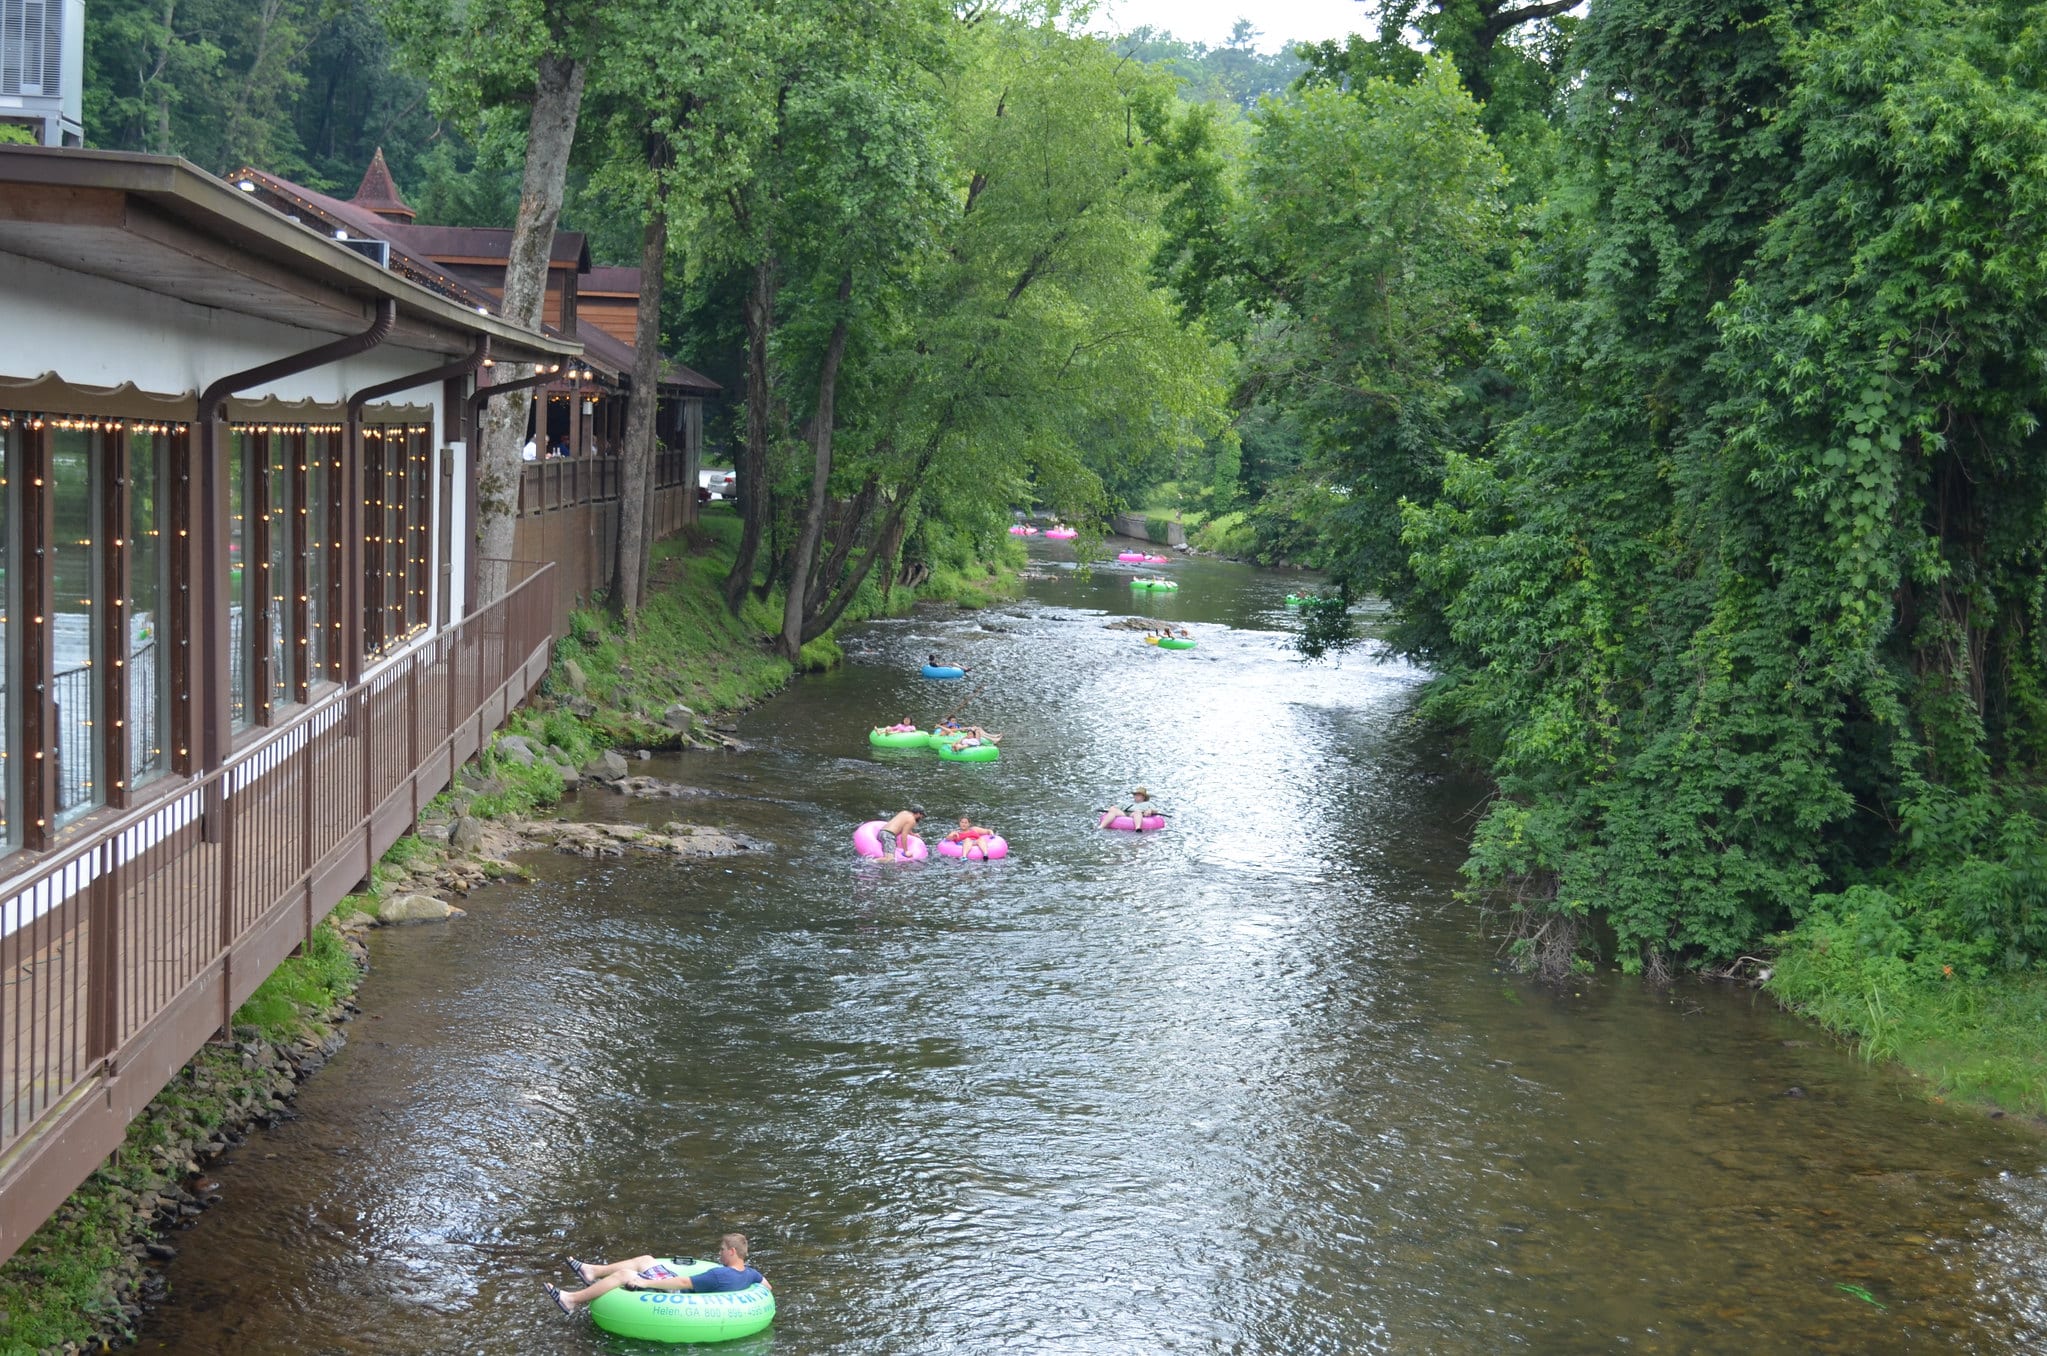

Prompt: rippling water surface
[138,546,2046,1354]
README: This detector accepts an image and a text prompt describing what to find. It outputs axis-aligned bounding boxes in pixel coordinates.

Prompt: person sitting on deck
[546,1234,768,1314]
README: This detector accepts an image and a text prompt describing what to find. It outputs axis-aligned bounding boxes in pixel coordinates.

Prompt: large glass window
[0,417,15,851]
[305,429,334,686]
[263,430,295,710]
[49,426,101,825]
[127,429,171,787]
[382,431,403,644]
[362,430,384,657]
[408,434,432,635]
[228,430,251,728]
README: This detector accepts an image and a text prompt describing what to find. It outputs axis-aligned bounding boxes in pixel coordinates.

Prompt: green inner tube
[1284,595,1308,606]
[586,1258,775,1344]
[869,728,931,749]
[1131,579,1179,591]
[1156,636,1197,650]
[937,740,1002,762]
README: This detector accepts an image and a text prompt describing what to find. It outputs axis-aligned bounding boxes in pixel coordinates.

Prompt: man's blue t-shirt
[689,1264,765,1293]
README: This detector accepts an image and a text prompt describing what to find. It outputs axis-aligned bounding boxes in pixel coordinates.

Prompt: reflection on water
[138,544,2045,1354]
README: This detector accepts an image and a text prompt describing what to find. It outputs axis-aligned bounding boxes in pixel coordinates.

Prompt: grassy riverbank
[0,913,371,1355]
[0,508,1021,1355]
[1767,919,2047,1122]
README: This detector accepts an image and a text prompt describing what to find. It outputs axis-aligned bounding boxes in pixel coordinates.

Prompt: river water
[137,547,2046,1354]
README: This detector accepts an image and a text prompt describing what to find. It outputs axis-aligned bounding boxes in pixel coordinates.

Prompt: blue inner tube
[921,664,966,679]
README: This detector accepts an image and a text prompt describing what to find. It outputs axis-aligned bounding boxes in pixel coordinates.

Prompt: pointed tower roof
[350,147,415,223]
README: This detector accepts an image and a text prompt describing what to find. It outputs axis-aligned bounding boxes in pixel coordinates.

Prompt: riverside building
[0,144,575,1259]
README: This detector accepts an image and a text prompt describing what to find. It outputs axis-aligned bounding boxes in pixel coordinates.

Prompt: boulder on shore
[494,735,537,766]
[378,894,467,925]
[583,750,630,782]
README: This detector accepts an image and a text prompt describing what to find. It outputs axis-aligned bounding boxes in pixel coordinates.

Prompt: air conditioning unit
[0,0,83,146]
[335,237,392,268]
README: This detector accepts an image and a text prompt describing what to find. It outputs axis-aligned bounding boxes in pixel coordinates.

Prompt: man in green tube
[546,1234,767,1314]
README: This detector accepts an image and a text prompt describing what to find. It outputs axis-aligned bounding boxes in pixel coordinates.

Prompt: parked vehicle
[699,467,736,498]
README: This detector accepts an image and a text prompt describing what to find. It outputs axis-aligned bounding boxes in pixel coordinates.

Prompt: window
[126,428,171,788]
[0,418,15,851]
[49,425,100,826]
[262,430,295,710]
[304,429,336,689]
[0,411,192,845]
[227,430,250,729]
[362,423,433,659]
[406,431,432,634]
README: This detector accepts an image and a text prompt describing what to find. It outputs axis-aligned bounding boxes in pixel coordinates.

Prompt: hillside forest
[75,0,2047,1092]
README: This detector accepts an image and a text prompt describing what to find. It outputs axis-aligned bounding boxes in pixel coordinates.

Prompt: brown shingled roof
[351,147,415,223]
[580,266,642,295]
[574,321,721,394]
[401,224,590,269]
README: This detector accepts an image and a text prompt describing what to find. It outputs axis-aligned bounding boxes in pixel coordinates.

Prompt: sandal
[567,1257,594,1285]
[544,1282,573,1316]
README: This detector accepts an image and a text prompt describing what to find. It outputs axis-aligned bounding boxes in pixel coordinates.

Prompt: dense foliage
[1159,0,2047,995]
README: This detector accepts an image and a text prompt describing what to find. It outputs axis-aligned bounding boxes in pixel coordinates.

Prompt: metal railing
[0,563,558,1259]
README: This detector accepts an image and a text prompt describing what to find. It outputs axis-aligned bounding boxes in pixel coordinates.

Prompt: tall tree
[587,0,764,622]
[1236,58,1510,652]
[384,0,607,599]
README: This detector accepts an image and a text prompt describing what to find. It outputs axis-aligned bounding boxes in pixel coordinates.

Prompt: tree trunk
[475,52,586,604]
[799,475,921,647]
[779,272,853,661]
[723,254,777,612]
[609,140,671,625]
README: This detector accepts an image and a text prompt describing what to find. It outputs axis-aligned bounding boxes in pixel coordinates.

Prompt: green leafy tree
[1236,59,1509,650]
[1401,0,1813,972]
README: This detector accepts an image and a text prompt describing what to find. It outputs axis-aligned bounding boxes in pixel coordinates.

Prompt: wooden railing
[0,564,558,1262]
[518,451,690,516]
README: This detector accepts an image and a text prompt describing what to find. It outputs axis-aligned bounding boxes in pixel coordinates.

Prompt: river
[136,547,2046,1354]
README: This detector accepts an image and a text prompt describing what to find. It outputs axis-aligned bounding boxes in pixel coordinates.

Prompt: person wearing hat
[879,806,926,861]
[1101,786,1163,829]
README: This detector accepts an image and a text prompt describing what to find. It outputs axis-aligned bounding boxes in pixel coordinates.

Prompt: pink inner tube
[1103,814,1167,832]
[1045,528,1078,539]
[853,821,929,860]
[937,834,1009,861]
[1116,552,1170,563]
[1008,525,1038,536]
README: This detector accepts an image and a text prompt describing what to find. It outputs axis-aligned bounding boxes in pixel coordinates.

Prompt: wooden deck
[0,566,555,1262]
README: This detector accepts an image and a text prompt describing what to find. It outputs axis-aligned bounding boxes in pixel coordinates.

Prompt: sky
[1085,0,1374,52]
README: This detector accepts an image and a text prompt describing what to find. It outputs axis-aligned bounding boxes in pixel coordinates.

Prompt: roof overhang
[0,147,580,366]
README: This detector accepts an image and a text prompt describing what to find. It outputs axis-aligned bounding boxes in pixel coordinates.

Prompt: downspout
[193,299,397,773]
[347,334,490,420]
[466,362,565,422]
[345,335,491,647]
